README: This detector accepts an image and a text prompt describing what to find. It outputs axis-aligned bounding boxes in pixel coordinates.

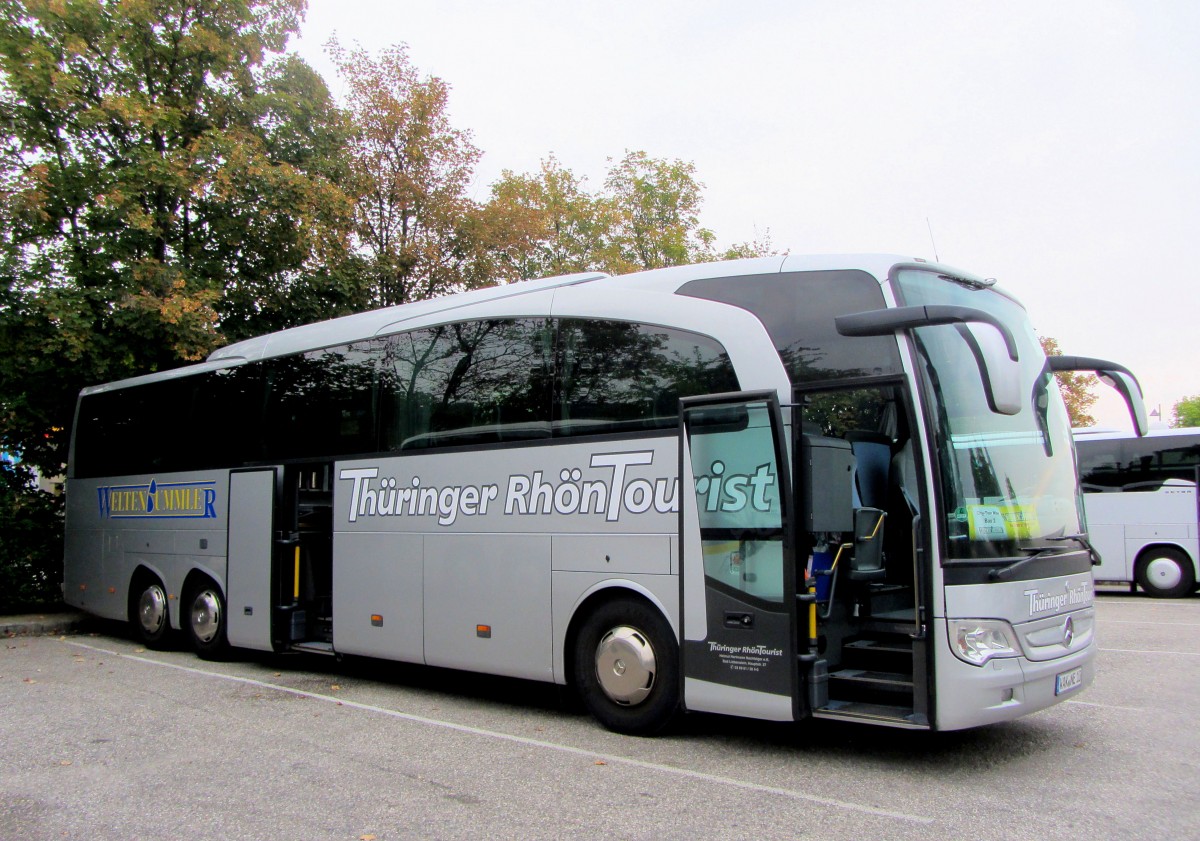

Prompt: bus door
[679,392,799,722]
[226,467,279,651]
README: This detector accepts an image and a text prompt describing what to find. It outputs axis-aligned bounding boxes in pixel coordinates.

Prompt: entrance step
[829,669,913,691]
[814,699,929,729]
[290,641,336,656]
[842,635,913,673]
[828,668,913,706]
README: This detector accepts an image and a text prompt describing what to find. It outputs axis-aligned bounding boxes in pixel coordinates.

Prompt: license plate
[1055,666,1083,695]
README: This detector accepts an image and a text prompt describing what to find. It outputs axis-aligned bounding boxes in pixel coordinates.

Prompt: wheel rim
[190,589,222,644]
[594,625,656,706]
[138,584,167,635]
[1146,556,1183,590]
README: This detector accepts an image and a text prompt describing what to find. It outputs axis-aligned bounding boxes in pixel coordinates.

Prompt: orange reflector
[108,587,116,594]
[476,624,492,638]
[371,614,383,627]
[79,584,86,590]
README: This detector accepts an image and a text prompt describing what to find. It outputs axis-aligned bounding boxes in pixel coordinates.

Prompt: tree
[1172,395,1200,428]
[603,150,715,272]
[0,0,350,608]
[0,0,347,475]
[483,151,779,280]
[719,229,781,261]
[482,155,612,282]
[1039,337,1098,428]
[0,460,61,612]
[327,39,486,307]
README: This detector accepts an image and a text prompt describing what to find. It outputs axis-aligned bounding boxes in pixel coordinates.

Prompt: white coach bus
[1074,427,1200,598]
[63,255,1147,733]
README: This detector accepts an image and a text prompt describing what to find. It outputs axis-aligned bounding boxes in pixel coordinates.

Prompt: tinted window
[678,271,902,385]
[380,319,553,450]
[72,316,742,476]
[73,376,201,478]
[265,342,383,461]
[556,319,738,435]
[1077,436,1200,491]
[196,364,267,469]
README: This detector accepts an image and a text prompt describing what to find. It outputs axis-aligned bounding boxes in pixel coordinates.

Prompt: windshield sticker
[97,480,218,520]
[965,503,1039,541]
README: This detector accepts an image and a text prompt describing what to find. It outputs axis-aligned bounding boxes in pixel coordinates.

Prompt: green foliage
[1171,394,1200,428]
[0,0,347,474]
[0,463,62,612]
[327,38,485,307]
[485,152,780,280]
[603,150,714,272]
[482,155,613,282]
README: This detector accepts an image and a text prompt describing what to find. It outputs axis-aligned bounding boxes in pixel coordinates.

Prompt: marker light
[949,619,1020,666]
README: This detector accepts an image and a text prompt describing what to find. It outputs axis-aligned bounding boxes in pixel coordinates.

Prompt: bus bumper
[932,624,1095,731]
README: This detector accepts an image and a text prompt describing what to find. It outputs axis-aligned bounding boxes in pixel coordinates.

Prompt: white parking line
[66,640,934,826]
[1066,699,1145,712]
[1095,599,1199,607]
[1099,647,1200,656]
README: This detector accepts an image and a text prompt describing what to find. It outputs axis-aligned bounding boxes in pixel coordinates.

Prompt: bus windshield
[896,268,1083,562]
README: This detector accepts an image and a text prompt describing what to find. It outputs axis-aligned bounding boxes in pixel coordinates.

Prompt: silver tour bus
[63,255,1146,733]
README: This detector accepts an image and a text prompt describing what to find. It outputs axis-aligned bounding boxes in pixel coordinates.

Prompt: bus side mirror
[1047,356,1148,437]
[836,305,1022,416]
[955,323,1022,416]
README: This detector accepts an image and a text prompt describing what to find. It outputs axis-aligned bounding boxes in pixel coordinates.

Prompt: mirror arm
[1046,355,1137,380]
[835,305,1019,361]
[1047,356,1148,437]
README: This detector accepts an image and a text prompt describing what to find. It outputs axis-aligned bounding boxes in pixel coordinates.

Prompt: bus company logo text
[340,451,776,526]
[708,642,784,657]
[1024,580,1093,617]
[97,480,218,520]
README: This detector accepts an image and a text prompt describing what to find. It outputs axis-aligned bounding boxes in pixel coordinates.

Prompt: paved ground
[2,592,1198,839]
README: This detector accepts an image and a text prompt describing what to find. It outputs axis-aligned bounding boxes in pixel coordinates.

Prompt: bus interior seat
[848,506,887,582]
[845,430,892,510]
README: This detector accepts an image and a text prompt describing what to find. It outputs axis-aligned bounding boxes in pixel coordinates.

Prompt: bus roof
[80,253,970,395]
[1073,427,1200,441]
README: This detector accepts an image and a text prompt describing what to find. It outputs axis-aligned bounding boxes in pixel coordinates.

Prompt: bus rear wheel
[572,598,679,735]
[1136,547,1196,599]
[185,580,230,660]
[129,576,171,649]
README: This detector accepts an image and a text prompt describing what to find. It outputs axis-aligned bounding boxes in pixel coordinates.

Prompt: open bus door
[679,392,802,721]
[225,463,335,654]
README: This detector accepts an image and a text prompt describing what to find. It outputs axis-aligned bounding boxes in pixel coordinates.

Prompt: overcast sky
[291,0,1198,431]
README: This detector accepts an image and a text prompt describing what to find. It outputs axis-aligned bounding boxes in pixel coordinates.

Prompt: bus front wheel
[1136,547,1196,599]
[572,598,679,736]
[185,580,230,659]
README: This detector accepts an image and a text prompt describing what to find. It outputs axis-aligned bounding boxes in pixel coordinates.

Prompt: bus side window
[555,319,737,437]
[380,319,552,451]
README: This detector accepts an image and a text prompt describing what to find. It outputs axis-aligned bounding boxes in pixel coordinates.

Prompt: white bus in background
[63,254,1147,734]
[1074,428,1200,598]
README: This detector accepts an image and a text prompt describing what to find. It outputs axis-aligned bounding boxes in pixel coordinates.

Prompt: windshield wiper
[988,535,1099,582]
[988,546,1062,582]
[1047,533,1102,566]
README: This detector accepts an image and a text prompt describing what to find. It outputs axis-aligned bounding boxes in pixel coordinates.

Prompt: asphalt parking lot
[3,590,1198,840]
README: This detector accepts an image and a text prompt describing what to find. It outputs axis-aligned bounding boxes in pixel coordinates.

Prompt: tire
[572,598,679,736]
[1136,547,1196,599]
[184,580,230,660]
[129,576,172,649]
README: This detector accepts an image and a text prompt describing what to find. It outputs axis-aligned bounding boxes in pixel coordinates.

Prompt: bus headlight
[949,619,1020,666]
